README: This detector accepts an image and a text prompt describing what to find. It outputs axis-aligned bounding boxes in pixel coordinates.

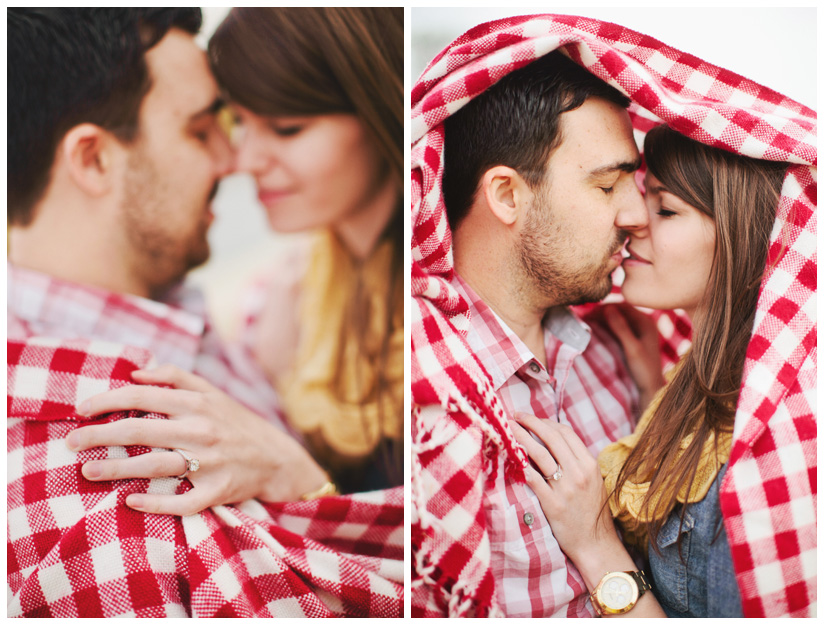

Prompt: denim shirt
[648,464,743,617]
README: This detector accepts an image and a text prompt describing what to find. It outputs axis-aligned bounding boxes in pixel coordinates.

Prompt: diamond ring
[172,448,200,479]
[543,464,563,482]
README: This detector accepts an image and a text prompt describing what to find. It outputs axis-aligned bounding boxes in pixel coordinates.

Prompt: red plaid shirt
[453,276,636,617]
[7,266,403,617]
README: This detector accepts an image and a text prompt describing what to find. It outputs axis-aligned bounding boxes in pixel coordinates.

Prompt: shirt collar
[452,273,592,391]
[8,264,207,372]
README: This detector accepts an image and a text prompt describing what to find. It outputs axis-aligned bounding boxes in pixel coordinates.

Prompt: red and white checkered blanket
[411,14,816,618]
[8,337,403,617]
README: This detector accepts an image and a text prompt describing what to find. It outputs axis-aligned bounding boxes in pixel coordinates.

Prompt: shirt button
[529,362,540,374]
[523,512,534,526]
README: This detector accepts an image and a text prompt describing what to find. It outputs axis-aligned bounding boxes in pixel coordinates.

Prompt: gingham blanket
[411,14,816,618]
[8,337,403,617]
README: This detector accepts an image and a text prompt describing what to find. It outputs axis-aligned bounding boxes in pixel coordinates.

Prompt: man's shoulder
[576,305,632,367]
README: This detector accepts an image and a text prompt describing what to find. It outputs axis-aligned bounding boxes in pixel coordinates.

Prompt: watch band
[629,569,652,596]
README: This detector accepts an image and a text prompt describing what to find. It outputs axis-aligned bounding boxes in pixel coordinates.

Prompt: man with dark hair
[9,7,227,296]
[412,51,648,616]
[7,8,401,617]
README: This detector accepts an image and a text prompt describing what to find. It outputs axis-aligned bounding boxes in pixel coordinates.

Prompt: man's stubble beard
[514,190,626,309]
[121,150,212,296]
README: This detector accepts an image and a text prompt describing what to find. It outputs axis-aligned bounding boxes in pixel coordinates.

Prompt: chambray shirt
[649,463,743,617]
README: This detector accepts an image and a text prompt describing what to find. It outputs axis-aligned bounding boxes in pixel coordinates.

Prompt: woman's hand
[511,413,666,617]
[510,413,621,564]
[66,365,330,516]
[603,303,666,409]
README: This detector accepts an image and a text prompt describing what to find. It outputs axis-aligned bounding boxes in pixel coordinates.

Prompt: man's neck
[9,220,152,300]
[454,254,549,369]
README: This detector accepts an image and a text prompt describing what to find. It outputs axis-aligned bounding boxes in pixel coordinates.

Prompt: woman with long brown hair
[514,124,787,617]
[67,7,403,511]
[210,7,404,493]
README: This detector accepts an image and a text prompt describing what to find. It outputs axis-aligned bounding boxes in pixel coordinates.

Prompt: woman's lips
[257,189,292,205]
[623,246,651,266]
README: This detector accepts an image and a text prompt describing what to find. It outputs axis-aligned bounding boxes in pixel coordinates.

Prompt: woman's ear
[59,123,119,197]
[480,166,530,226]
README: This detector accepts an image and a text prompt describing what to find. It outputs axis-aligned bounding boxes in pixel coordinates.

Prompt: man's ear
[59,123,121,197]
[480,166,530,226]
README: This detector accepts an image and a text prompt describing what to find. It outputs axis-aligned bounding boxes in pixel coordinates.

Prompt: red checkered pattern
[8,337,404,617]
[411,14,816,619]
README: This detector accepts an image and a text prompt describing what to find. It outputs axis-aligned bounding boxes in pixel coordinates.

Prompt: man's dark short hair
[8,8,202,225]
[442,51,631,230]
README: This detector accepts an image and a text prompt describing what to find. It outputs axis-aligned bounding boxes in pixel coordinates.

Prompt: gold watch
[589,570,652,616]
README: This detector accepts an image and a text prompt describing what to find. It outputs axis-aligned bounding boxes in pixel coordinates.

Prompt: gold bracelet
[300,480,340,501]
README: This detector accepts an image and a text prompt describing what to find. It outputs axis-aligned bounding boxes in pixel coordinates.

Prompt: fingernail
[127,495,145,510]
[83,462,102,479]
[76,400,90,415]
[65,432,79,451]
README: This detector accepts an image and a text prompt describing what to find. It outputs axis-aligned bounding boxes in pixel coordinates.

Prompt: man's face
[120,29,232,295]
[512,97,646,308]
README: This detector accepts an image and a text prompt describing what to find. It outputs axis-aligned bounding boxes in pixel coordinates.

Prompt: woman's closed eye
[269,123,303,137]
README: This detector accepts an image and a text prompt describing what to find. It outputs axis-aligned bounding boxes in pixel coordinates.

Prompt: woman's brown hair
[208,8,404,488]
[208,7,402,182]
[613,125,787,550]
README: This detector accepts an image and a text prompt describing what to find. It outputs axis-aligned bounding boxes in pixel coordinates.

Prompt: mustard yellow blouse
[278,230,403,481]
[598,362,732,552]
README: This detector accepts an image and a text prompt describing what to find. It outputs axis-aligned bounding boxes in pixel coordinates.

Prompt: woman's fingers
[126,489,214,518]
[77,385,201,418]
[604,305,641,355]
[513,412,589,462]
[81,450,187,481]
[66,418,179,451]
[131,364,214,393]
[511,420,563,480]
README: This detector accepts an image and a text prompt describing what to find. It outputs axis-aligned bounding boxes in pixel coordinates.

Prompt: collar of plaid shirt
[7,265,404,617]
[411,14,816,618]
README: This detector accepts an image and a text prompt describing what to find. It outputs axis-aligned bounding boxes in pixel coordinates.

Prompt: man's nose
[615,179,648,232]
[212,129,235,178]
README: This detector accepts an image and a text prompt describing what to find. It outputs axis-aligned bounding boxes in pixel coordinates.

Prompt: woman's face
[230,105,392,233]
[621,171,716,318]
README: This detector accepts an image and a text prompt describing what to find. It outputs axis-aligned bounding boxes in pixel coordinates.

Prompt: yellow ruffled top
[598,361,732,552]
[279,230,403,480]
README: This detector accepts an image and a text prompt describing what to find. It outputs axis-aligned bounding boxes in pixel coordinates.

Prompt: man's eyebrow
[585,157,642,180]
[189,96,225,122]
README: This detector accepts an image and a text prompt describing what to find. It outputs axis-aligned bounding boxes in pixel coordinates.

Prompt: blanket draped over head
[411,14,816,618]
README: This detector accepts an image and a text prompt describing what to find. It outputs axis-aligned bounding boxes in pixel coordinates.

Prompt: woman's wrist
[570,534,639,592]
[259,442,330,502]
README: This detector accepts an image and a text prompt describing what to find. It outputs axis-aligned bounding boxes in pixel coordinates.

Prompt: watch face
[599,573,638,611]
